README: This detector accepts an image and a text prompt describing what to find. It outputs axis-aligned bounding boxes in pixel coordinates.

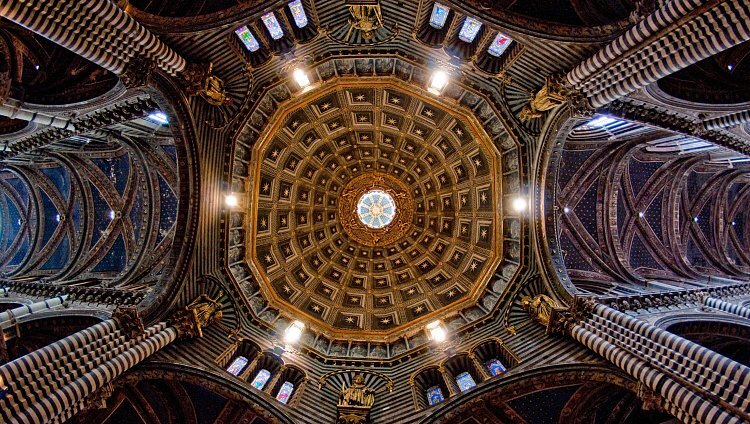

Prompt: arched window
[275,381,294,404]
[412,367,451,409]
[226,356,248,376]
[455,371,476,392]
[486,358,506,376]
[426,385,445,406]
[251,369,271,390]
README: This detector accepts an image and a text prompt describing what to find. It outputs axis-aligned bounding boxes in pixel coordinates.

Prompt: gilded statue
[338,374,375,407]
[520,294,559,326]
[519,76,566,122]
[181,63,233,107]
[170,292,224,339]
[346,4,383,41]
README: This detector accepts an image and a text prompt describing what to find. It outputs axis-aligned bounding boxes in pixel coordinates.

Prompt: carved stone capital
[566,88,594,119]
[548,296,597,335]
[112,306,144,339]
[120,58,156,89]
[82,383,115,411]
[636,382,664,412]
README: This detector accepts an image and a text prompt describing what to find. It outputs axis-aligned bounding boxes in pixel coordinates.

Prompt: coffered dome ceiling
[226,56,524,355]
[244,83,503,335]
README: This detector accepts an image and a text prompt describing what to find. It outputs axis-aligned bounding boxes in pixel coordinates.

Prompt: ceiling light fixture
[293,68,310,88]
[512,197,527,213]
[428,70,449,94]
[563,206,570,214]
[426,320,448,343]
[225,194,239,208]
[638,211,644,218]
[283,320,305,344]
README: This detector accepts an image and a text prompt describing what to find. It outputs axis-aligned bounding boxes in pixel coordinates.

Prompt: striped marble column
[0,293,222,423]
[0,295,68,329]
[0,319,177,424]
[703,110,750,130]
[0,0,185,75]
[704,296,750,319]
[565,0,750,108]
[570,303,750,423]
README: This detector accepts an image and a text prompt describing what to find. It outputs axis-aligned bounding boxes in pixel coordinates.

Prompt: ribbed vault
[547,117,750,296]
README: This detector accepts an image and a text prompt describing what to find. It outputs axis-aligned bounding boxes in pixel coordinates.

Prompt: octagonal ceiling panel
[245,83,503,336]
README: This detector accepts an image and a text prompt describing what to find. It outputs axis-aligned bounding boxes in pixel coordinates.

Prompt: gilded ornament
[170,293,224,339]
[519,76,567,122]
[338,173,413,246]
[346,1,384,41]
[520,294,559,326]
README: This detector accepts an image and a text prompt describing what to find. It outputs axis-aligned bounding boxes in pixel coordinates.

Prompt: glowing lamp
[225,194,239,208]
[284,320,305,344]
[429,70,449,94]
[293,69,310,88]
[426,320,448,343]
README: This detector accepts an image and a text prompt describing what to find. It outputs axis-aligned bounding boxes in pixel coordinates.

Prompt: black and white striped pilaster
[705,296,750,319]
[565,0,750,108]
[0,319,178,424]
[0,0,185,75]
[569,303,750,423]
[703,110,750,130]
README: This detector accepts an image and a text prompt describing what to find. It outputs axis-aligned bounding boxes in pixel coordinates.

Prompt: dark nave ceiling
[0,22,118,106]
[657,40,750,105]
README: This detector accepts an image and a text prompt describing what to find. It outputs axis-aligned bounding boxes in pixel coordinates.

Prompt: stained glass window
[262,12,284,40]
[458,17,482,42]
[426,385,445,406]
[455,372,476,392]
[429,3,450,29]
[235,26,260,52]
[276,381,294,404]
[357,190,396,229]
[486,359,506,376]
[288,0,308,28]
[251,369,271,390]
[226,356,248,376]
[487,32,513,57]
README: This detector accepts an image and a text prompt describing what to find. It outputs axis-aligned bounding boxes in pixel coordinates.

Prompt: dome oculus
[357,190,396,229]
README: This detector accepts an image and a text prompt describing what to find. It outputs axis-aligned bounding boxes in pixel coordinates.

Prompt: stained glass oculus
[357,190,396,229]
[456,372,477,392]
[276,381,294,404]
[262,12,284,40]
[487,32,513,57]
[251,369,271,390]
[235,26,261,52]
[226,356,248,376]
[458,17,482,42]
[426,385,445,406]
[429,2,450,29]
[288,0,308,28]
